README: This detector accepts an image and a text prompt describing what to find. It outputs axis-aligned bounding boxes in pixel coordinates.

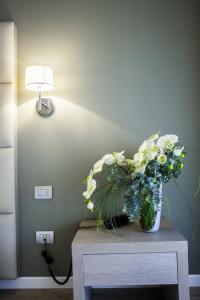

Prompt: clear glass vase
[139,184,162,232]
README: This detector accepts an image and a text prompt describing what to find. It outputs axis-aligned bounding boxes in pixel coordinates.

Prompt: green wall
[0,0,200,276]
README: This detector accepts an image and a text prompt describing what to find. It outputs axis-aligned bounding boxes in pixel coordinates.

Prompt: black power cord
[41,239,72,285]
[41,215,129,285]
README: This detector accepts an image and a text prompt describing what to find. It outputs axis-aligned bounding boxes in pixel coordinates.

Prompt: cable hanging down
[41,239,72,285]
[41,217,128,285]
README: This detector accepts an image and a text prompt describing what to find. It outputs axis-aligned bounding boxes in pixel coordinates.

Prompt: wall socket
[36,231,54,244]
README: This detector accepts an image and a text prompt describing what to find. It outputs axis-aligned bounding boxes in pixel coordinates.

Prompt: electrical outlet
[36,231,54,244]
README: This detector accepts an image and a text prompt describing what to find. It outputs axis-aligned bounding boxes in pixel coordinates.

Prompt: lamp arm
[38,90,49,109]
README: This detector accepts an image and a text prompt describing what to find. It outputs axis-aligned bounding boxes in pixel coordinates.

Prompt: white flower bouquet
[83,133,186,231]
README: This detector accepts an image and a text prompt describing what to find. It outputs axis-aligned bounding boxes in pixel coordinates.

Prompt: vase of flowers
[82,133,186,232]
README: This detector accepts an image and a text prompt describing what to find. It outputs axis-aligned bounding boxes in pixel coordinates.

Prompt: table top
[72,218,187,246]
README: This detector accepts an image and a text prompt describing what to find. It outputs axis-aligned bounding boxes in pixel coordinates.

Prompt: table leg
[177,251,190,300]
[72,249,85,300]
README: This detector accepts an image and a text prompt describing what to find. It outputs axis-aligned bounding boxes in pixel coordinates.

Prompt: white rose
[157,134,178,151]
[93,159,104,174]
[87,201,94,210]
[157,153,167,165]
[173,146,184,157]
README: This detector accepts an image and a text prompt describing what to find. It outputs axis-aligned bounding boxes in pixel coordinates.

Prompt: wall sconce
[25,65,54,116]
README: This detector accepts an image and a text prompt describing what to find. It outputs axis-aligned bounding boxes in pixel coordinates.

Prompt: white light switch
[34,186,53,199]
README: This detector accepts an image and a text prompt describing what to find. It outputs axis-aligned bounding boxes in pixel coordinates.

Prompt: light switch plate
[34,186,53,199]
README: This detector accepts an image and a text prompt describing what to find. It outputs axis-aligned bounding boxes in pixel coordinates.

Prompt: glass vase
[139,184,162,232]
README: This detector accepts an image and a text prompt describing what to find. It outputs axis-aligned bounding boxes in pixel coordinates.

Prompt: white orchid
[83,191,91,200]
[173,146,184,157]
[83,178,97,199]
[86,170,93,183]
[133,152,144,167]
[87,201,94,211]
[157,134,178,151]
[134,140,158,167]
[138,140,148,153]
[146,141,159,160]
[147,133,159,142]
[83,132,185,217]
[134,165,146,174]
[138,133,159,153]
[103,153,116,165]
[93,159,104,175]
[157,153,167,165]
[103,151,125,166]
[87,178,96,195]
[125,159,135,166]
[114,151,125,164]
[123,159,135,173]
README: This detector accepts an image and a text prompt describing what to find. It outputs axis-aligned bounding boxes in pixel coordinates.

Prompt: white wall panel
[0,214,17,279]
[0,148,15,213]
[0,84,14,147]
[0,22,17,279]
[0,22,15,83]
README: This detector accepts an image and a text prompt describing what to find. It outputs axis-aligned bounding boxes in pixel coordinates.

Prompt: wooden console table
[72,219,190,300]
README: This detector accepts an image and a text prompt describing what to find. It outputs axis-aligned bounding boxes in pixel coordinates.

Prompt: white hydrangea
[157,134,178,151]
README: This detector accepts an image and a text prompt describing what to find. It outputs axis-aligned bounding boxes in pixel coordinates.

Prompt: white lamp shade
[25,65,54,91]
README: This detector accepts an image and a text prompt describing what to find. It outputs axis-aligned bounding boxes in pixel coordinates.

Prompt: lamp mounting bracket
[36,97,54,116]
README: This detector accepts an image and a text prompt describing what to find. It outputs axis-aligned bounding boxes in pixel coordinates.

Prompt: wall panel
[0,22,17,279]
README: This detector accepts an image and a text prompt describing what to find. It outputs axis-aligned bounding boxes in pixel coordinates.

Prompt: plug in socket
[36,231,54,244]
